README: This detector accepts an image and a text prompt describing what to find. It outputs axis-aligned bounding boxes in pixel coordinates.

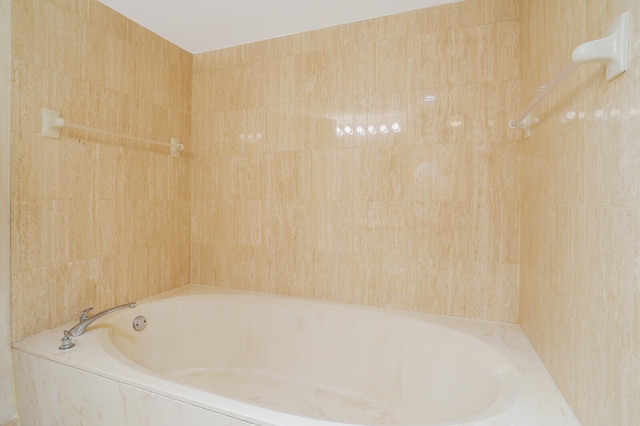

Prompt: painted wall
[519,0,640,424]
[10,0,193,341]
[190,0,521,322]
[1,0,17,422]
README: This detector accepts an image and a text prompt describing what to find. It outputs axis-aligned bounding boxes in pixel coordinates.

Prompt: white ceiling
[98,0,462,54]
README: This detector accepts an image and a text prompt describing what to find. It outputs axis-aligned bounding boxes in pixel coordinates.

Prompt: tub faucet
[58,302,136,350]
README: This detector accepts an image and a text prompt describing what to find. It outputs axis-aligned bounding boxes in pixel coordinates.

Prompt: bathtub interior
[107,294,520,425]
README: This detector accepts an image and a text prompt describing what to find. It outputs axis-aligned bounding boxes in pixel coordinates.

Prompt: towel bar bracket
[508,115,532,138]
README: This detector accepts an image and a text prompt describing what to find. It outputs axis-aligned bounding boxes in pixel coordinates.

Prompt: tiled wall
[191,0,521,322]
[8,0,640,421]
[519,0,640,424]
[10,0,192,341]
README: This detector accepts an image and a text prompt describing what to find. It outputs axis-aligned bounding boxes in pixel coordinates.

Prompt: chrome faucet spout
[59,302,136,350]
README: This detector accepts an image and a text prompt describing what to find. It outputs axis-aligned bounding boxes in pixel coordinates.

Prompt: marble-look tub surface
[12,285,580,425]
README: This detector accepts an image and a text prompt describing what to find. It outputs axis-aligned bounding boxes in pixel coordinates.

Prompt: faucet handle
[80,307,93,320]
[58,330,75,350]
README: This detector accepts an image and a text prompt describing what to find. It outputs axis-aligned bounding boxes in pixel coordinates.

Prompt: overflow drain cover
[132,316,147,331]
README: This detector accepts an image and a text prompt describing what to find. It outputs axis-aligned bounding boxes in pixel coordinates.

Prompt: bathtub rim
[12,284,580,426]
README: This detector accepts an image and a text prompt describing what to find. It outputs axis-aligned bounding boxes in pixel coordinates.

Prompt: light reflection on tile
[190,2,521,326]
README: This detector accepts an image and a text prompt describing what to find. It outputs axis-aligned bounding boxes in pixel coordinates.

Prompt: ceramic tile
[287,51,335,103]
[484,21,520,83]
[408,31,455,90]
[467,141,520,202]
[310,149,355,201]
[221,108,266,155]
[10,59,43,134]
[584,60,640,208]
[374,37,408,94]
[415,2,466,32]
[486,0,520,23]
[544,0,587,77]
[312,251,354,303]
[266,102,324,152]
[352,92,407,147]
[407,201,471,261]
[11,0,192,341]
[408,86,468,144]
[470,202,519,264]
[447,27,472,86]
[585,0,629,46]
[583,207,640,359]
[465,261,497,321]
[373,254,409,309]
[263,56,291,106]
[547,206,585,306]
[217,154,262,201]
[520,0,640,423]
[13,0,522,347]
[408,258,467,317]
[494,262,519,323]
[353,201,409,257]
[311,201,353,253]
[519,203,550,284]
[339,41,376,97]
[468,80,521,143]
[262,152,310,200]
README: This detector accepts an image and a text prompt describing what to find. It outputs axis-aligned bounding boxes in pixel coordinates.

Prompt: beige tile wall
[519,0,640,424]
[10,0,192,341]
[191,0,521,322]
[10,0,640,420]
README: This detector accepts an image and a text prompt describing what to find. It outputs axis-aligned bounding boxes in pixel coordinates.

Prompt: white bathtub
[12,285,579,426]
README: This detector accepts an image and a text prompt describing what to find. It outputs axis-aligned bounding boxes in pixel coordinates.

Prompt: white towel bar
[41,109,184,157]
[509,12,629,138]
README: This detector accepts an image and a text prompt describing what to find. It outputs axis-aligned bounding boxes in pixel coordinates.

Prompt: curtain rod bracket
[170,138,183,158]
[41,108,64,139]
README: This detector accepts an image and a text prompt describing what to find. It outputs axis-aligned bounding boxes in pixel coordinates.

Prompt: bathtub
[12,285,579,426]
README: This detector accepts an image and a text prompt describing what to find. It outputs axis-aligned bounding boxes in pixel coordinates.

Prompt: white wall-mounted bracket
[508,114,532,139]
[572,12,629,81]
[40,108,184,157]
[509,12,630,136]
[170,138,183,158]
[41,108,65,138]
